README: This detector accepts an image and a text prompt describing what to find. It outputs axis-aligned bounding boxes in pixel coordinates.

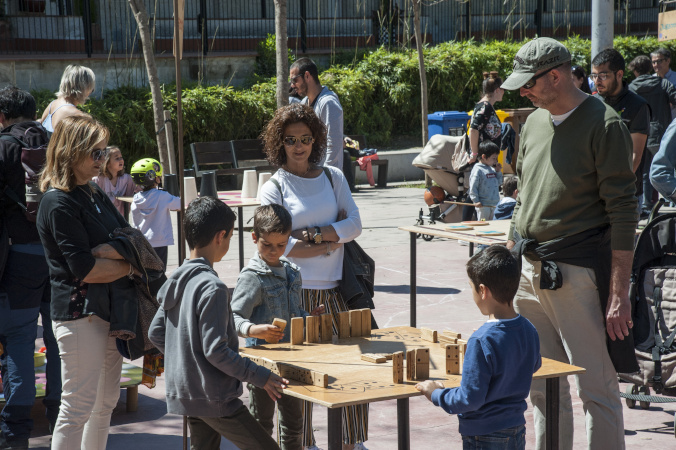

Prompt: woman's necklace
[78,185,102,214]
[284,164,312,178]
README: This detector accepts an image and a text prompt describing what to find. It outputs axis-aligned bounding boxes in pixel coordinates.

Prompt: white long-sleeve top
[259,166,361,289]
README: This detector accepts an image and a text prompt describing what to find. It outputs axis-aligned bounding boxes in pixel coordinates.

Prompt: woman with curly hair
[258,103,368,450]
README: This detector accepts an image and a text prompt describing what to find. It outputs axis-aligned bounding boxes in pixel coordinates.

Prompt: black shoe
[0,431,29,450]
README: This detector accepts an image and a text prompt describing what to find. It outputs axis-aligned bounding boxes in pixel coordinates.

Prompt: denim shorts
[462,424,526,450]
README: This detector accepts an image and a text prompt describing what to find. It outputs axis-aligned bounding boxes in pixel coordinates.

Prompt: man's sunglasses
[289,72,305,84]
[523,63,564,89]
[283,135,314,146]
[91,148,109,162]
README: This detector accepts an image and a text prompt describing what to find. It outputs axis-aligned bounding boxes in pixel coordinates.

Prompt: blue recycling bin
[427,111,471,139]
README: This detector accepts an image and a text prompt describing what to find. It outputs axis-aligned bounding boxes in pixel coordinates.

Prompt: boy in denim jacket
[469,140,503,221]
[231,204,324,449]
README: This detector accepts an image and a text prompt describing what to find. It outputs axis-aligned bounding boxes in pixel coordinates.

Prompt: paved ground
[23,185,676,449]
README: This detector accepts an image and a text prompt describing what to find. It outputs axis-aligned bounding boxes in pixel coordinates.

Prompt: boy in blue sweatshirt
[416,245,541,449]
[469,140,503,221]
[148,197,286,450]
[231,204,324,449]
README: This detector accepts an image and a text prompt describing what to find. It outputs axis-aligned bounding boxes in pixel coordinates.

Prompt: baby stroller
[411,134,468,241]
[618,199,676,437]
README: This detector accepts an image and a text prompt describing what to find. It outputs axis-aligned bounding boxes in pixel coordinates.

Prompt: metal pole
[174,0,186,264]
[536,0,543,36]
[200,0,207,56]
[300,0,307,53]
[591,0,614,60]
[397,398,411,450]
[82,0,92,57]
[409,232,416,328]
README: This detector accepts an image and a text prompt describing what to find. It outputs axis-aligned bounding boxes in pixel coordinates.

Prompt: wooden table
[242,326,585,450]
[119,191,260,270]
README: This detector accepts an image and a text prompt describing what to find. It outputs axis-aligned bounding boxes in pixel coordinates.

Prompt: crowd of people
[0,35,674,450]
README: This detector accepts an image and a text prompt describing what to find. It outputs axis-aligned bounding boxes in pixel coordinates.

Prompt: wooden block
[312,371,328,388]
[445,344,460,375]
[378,353,393,360]
[338,311,350,339]
[361,353,387,363]
[392,351,404,383]
[442,330,461,340]
[438,335,457,345]
[415,347,430,380]
[245,355,328,388]
[265,318,287,344]
[406,350,416,381]
[361,308,371,336]
[305,315,320,343]
[349,309,362,337]
[420,327,438,343]
[458,343,466,375]
[457,338,468,346]
[320,313,333,342]
[290,317,304,345]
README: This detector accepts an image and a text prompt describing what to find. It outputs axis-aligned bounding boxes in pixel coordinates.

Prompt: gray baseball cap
[501,37,571,90]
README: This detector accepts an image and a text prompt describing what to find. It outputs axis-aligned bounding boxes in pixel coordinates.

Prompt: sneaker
[354,443,369,450]
[458,240,469,246]
[0,430,29,450]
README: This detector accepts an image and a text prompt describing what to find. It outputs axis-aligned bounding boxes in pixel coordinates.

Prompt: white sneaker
[354,443,369,450]
[458,240,469,246]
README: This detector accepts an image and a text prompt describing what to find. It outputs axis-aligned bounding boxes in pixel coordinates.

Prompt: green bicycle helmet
[130,158,162,187]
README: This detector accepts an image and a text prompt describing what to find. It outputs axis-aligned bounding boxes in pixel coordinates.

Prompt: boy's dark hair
[503,177,518,197]
[184,197,236,250]
[253,204,292,238]
[478,140,500,160]
[466,245,520,305]
[591,48,625,73]
[290,57,320,84]
[0,86,36,121]
[628,55,652,76]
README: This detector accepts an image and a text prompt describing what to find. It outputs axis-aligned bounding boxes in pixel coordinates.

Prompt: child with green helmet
[130,158,180,269]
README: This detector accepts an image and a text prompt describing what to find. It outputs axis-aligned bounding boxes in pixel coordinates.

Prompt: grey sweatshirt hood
[159,257,215,311]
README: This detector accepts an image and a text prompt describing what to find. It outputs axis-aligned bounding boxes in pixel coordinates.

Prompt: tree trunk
[274,0,289,108]
[128,0,169,171]
[412,0,431,187]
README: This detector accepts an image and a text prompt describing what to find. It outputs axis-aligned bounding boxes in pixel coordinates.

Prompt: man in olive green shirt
[501,38,637,450]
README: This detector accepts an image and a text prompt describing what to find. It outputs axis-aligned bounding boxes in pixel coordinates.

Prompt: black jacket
[629,75,676,151]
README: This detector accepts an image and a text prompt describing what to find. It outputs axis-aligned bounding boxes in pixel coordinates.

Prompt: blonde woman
[39,64,95,133]
[36,116,138,450]
[93,146,136,218]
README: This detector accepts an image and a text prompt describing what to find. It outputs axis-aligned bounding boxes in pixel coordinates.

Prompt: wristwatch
[313,226,323,244]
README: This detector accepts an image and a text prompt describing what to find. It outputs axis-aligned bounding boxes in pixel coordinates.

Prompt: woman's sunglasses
[91,148,109,162]
[283,135,314,146]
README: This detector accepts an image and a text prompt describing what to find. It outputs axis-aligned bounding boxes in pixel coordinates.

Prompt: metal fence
[0,0,664,57]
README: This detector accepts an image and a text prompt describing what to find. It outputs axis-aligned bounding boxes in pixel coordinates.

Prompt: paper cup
[241,170,258,199]
[183,176,198,206]
[256,172,272,201]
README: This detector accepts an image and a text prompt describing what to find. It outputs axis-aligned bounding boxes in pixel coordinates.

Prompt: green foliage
[254,34,294,78]
[31,35,672,164]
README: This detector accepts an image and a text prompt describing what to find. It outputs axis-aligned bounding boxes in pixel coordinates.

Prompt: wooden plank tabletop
[241,326,584,408]
[398,221,512,246]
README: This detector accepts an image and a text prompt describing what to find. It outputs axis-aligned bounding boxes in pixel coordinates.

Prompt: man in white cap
[502,37,637,450]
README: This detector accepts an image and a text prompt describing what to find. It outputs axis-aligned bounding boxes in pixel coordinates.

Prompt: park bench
[229,139,277,173]
[190,140,246,179]
[345,134,389,188]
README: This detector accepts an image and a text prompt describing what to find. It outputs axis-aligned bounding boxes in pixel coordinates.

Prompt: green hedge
[31,35,676,166]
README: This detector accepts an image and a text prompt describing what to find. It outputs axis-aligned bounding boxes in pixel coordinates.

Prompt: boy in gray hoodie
[148,197,286,450]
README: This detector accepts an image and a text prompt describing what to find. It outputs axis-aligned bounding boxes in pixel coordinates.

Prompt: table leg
[126,385,138,412]
[327,407,342,450]
[469,241,474,257]
[545,377,560,450]
[409,232,417,328]
[397,398,410,450]
[238,206,244,270]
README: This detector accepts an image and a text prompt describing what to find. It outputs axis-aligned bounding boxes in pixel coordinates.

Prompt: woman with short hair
[40,64,95,133]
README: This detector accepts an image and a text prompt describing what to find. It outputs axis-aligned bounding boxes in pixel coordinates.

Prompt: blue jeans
[0,246,61,442]
[462,424,526,450]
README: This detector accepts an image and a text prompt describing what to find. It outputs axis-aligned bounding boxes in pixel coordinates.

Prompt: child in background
[416,245,541,450]
[468,140,503,221]
[494,176,518,220]
[130,158,180,269]
[231,204,325,449]
[149,197,284,450]
[93,146,136,219]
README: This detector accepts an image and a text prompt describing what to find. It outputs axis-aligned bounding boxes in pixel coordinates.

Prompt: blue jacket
[431,315,541,436]
[469,162,503,207]
[231,253,307,347]
[650,119,676,200]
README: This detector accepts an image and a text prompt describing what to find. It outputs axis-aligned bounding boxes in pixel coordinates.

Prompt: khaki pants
[188,406,280,450]
[514,257,624,450]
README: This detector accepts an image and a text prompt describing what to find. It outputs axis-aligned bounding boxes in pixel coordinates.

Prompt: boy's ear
[479,283,490,300]
[251,231,258,243]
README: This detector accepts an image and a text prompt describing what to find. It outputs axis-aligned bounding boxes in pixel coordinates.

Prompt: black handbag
[339,239,378,329]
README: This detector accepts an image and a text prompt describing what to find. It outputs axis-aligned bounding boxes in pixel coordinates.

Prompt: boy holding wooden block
[416,246,541,449]
[231,205,324,449]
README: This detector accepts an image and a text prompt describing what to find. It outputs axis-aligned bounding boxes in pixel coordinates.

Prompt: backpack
[619,203,676,395]
[0,125,49,223]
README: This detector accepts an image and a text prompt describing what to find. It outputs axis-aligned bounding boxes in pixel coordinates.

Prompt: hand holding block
[338,311,350,339]
[265,318,287,344]
[320,313,333,342]
[415,347,430,380]
[392,351,404,383]
[349,310,362,337]
[305,315,320,343]
[361,353,387,363]
[290,317,304,345]
[361,308,372,336]
[420,327,438,343]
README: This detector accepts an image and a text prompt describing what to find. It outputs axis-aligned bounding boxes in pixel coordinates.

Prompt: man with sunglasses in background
[288,58,347,175]
[0,86,61,449]
[651,48,676,119]
[501,38,637,450]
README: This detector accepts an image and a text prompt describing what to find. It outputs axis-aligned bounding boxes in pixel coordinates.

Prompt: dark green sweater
[508,96,637,251]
